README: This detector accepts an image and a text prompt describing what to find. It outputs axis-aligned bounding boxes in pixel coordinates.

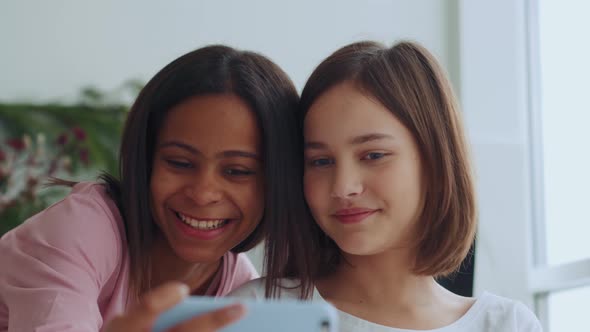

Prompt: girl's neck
[317,247,431,305]
[149,234,222,296]
[315,248,475,330]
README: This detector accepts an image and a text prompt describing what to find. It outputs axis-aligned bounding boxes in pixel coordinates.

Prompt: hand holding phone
[104,282,245,332]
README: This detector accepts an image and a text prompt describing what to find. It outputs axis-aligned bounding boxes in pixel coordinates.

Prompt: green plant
[0,82,139,235]
[1,131,90,234]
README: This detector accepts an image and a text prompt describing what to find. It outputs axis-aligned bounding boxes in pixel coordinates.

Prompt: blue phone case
[152,296,339,332]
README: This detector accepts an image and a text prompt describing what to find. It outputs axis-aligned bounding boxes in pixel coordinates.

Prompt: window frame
[527,0,590,329]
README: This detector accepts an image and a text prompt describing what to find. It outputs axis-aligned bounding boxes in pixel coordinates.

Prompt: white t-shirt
[229,278,543,332]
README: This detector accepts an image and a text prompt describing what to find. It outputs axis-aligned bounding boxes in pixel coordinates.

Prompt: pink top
[0,182,258,332]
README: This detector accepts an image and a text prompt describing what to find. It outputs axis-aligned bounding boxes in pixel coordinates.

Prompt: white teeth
[178,213,227,230]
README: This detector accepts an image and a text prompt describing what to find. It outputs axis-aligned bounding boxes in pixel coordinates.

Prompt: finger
[140,282,190,314]
[122,282,190,329]
[170,303,246,332]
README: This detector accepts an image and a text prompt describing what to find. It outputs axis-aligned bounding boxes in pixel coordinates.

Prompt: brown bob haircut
[271,40,477,298]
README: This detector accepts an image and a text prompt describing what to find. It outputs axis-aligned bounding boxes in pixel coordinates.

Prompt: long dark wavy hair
[97,45,308,300]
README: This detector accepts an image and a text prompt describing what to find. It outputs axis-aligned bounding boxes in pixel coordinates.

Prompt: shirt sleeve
[227,278,266,300]
[514,302,544,332]
[214,252,259,296]
[232,253,260,287]
[0,187,122,332]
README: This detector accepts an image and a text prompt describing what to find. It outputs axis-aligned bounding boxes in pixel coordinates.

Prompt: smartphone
[152,296,338,332]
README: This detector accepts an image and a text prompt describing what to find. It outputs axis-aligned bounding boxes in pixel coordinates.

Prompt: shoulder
[0,182,128,327]
[13,181,123,240]
[0,182,126,280]
[228,277,267,299]
[213,252,259,296]
[476,292,543,331]
[223,252,259,282]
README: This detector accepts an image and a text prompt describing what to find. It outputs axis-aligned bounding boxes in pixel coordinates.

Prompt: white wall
[458,0,535,307]
[1,0,455,272]
[0,0,453,101]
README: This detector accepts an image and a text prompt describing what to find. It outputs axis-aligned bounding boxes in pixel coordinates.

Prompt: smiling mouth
[174,211,230,230]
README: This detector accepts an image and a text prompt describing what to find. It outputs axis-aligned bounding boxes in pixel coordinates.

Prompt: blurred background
[1,1,588,331]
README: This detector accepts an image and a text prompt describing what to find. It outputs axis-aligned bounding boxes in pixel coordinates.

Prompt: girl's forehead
[303,87,417,152]
[157,94,262,153]
[306,91,398,132]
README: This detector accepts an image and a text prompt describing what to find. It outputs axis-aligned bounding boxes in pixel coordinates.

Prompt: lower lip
[174,214,233,240]
[334,210,378,224]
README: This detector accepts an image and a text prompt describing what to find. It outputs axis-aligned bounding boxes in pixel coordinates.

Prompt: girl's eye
[166,159,193,168]
[362,152,386,160]
[309,158,333,167]
[224,168,255,176]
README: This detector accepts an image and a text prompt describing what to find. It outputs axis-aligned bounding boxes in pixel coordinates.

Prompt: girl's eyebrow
[349,133,395,145]
[158,141,260,160]
[304,133,395,150]
[219,150,260,160]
